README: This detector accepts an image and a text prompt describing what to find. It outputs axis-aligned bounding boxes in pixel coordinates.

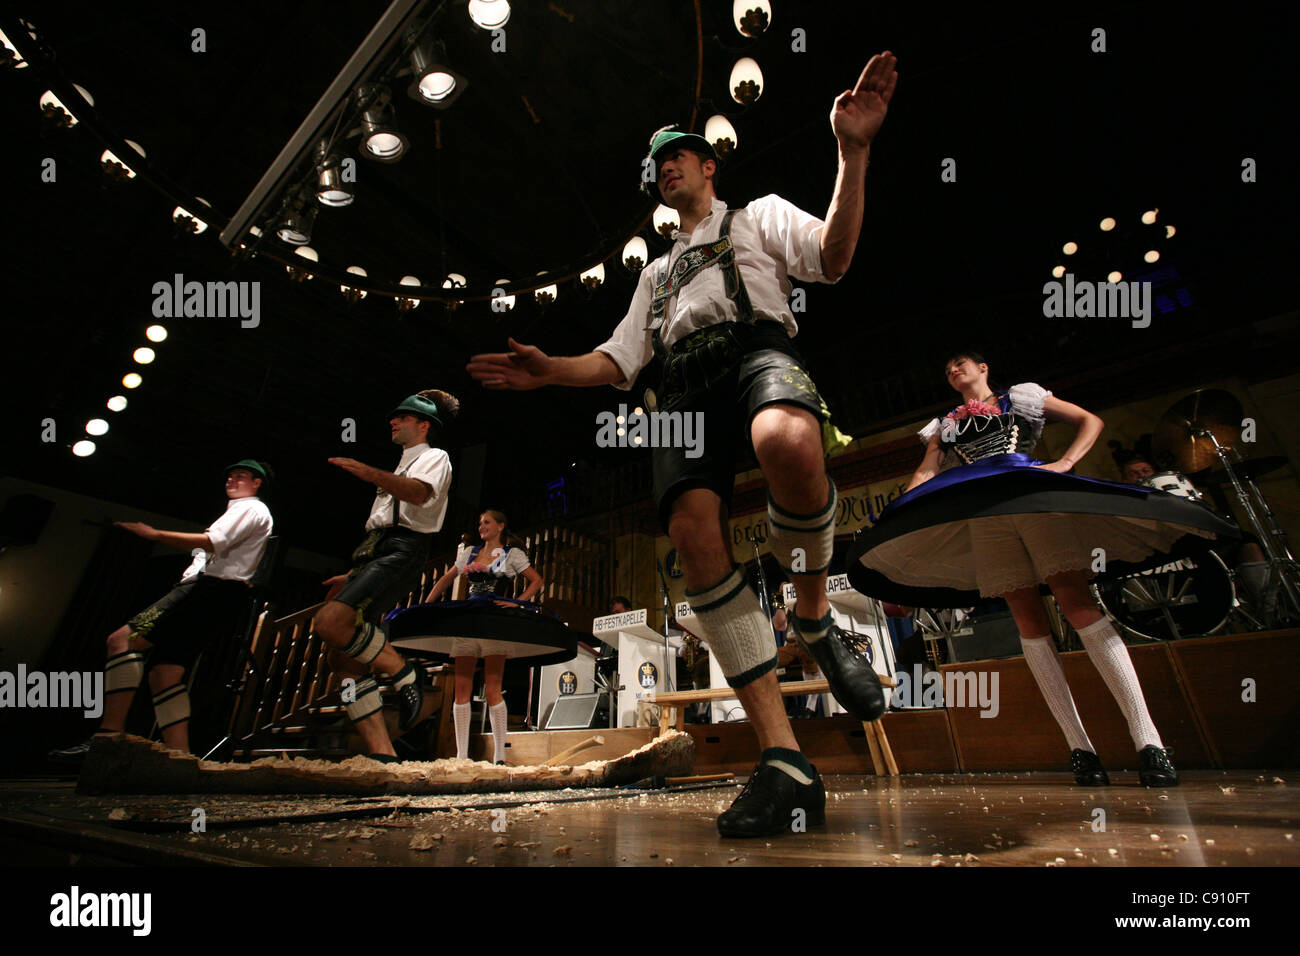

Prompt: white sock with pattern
[1020,634,1095,753]
[453,701,472,760]
[488,700,509,763]
[1076,617,1163,750]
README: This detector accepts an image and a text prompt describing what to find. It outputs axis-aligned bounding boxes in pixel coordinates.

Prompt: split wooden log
[541,734,605,767]
[77,731,694,796]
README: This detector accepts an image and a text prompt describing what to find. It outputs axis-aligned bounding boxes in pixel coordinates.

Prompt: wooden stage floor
[2,770,1295,867]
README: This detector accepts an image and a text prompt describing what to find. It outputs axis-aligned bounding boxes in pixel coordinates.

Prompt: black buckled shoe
[1138,746,1179,787]
[393,663,425,731]
[1069,749,1110,786]
[717,762,826,838]
[793,621,886,722]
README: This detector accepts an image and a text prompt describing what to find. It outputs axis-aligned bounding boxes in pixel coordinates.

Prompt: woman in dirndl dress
[848,353,1237,787]
[424,509,543,763]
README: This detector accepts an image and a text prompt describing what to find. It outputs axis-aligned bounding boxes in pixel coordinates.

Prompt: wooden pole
[542,734,605,766]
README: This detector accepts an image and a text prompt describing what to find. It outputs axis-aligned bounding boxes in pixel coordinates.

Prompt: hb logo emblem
[638,661,658,689]
[558,671,578,696]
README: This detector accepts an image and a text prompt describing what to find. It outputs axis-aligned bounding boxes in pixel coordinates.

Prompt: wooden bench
[650,677,900,776]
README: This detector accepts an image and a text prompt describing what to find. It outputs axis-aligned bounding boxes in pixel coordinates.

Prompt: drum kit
[1092,388,1300,640]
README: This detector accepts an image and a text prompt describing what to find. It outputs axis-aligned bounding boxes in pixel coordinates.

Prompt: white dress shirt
[365,443,452,534]
[179,495,273,584]
[595,194,837,389]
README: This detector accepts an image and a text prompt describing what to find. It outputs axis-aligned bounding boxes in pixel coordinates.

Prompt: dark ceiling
[2,2,1296,561]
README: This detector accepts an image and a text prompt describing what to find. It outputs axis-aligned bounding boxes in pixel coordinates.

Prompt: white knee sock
[488,700,508,763]
[1020,635,1095,753]
[453,701,472,760]
[1076,617,1163,750]
[686,566,776,688]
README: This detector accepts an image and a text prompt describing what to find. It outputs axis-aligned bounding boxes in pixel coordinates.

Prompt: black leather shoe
[793,622,886,721]
[366,752,403,764]
[47,737,96,763]
[1069,749,1110,786]
[717,762,826,838]
[393,663,424,731]
[1138,745,1178,787]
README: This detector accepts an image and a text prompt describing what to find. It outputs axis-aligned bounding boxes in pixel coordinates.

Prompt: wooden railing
[222,527,608,756]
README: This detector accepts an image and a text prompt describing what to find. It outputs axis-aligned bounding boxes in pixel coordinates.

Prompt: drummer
[1119,453,1265,565]
[423,509,543,763]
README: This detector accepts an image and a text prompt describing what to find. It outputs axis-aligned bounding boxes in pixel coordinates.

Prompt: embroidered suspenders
[647,209,756,362]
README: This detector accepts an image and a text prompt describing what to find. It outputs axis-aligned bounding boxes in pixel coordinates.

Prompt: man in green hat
[50,460,274,760]
[469,52,898,836]
[314,388,459,760]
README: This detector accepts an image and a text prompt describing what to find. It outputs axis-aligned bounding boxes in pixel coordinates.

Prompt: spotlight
[107,396,128,412]
[277,202,317,245]
[72,440,96,457]
[133,347,156,364]
[317,160,354,207]
[123,373,143,389]
[360,102,408,161]
[146,325,167,342]
[86,418,108,436]
[407,42,468,109]
[468,0,511,30]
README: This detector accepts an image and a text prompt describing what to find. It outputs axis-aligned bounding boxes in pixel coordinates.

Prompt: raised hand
[831,51,898,150]
[466,337,554,390]
[328,457,377,482]
[115,520,160,541]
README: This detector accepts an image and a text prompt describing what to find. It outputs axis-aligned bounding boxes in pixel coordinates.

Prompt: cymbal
[1207,455,1288,484]
[1152,388,1244,473]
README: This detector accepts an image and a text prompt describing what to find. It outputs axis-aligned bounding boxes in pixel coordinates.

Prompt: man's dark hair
[610,595,633,612]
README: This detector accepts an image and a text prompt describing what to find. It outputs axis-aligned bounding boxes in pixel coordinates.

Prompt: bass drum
[1092,550,1234,640]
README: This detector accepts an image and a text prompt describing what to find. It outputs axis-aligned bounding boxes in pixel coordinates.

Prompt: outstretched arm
[115,522,213,552]
[467,337,624,390]
[820,51,898,281]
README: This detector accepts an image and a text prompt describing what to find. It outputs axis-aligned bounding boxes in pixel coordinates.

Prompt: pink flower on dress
[948,400,1002,421]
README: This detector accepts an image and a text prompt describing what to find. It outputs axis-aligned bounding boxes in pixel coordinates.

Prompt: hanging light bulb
[622,237,648,271]
[580,262,606,291]
[468,0,511,30]
[732,0,772,37]
[101,140,146,181]
[704,115,738,158]
[653,204,680,238]
[492,279,516,312]
[729,58,763,105]
[397,275,422,311]
[39,84,94,127]
[341,265,369,302]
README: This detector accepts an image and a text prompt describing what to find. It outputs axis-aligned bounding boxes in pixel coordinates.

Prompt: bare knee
[313,602,356,645]
[106,626,133,656]
[668,492,730,585]
[752,410,822,482]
